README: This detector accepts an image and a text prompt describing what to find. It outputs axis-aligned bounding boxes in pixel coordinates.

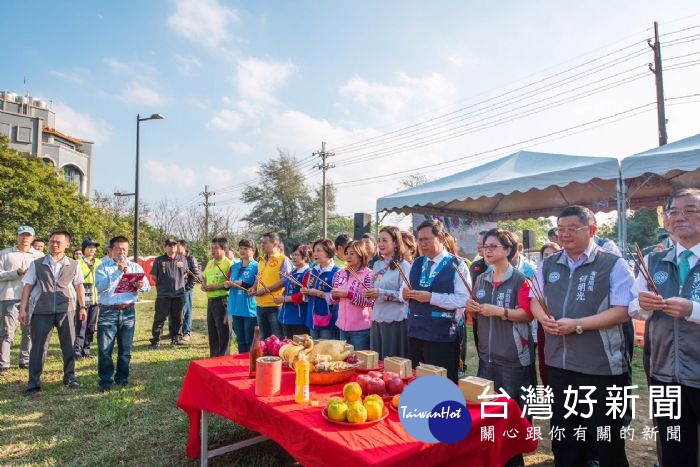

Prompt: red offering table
[177,354,538,466]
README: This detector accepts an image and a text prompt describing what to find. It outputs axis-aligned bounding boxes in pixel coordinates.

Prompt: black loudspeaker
[354,213,372,239]
[522,229,536,250]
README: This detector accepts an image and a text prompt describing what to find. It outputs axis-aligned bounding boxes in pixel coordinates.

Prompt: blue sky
[2,1,699,227]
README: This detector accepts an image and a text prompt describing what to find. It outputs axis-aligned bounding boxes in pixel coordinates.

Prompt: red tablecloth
[177,354,537,466]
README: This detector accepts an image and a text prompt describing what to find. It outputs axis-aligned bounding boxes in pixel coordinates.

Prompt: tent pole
[617,171,627,254]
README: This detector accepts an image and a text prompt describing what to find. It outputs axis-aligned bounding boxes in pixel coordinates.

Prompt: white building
[0,91,93,196]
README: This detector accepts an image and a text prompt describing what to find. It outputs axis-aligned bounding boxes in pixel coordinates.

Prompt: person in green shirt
[201,237,233,357]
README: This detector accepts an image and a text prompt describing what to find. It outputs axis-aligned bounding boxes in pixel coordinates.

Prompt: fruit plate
[322,407,389,427]
[309,369,355,386]
[354,366,381,373]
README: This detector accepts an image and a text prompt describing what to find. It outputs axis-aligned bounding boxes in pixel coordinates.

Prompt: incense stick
[392,260,412,289]
[281,271,304,288]
[186,269,204,285]
[309,271,333,290]
[451,263,474,297]
[256,278,276,297]
[346,267,370,290]
[627,244,659,295]
[527,275,551,318]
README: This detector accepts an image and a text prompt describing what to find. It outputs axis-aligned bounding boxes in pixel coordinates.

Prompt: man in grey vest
[531,205,634,467]
[630,188,700,467]
[19,230,87,396]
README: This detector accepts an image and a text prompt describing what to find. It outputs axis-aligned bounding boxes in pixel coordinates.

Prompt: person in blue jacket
[275,244,311,338]
[301,238,340,340]
[224,239,258,353]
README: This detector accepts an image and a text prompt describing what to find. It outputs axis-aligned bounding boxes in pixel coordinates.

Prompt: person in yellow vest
[249,232,291,339]
[202,237,233,357]
[75,239,102,359]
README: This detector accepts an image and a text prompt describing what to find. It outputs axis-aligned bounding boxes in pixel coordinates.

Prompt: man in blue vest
[630,188,700,467]
[531,205,634,466]
[401,219,470,382]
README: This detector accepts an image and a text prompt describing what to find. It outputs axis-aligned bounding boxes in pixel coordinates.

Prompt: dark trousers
[257,306,283,340]
[97,306,135,389]
[207,297,231,357]
[232,316,257,353]
[548,367,629,467]
[282,324,309,340]
[408,337,459,383]
[151,296,184,344]
[74,304,98,357]
[28,312,77,389]
[650,378,700,467]
[536,324,548,386]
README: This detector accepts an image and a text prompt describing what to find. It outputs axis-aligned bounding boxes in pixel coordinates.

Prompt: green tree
[398,173,431,190]
[497,218,553,250]
[241,151,335,248]
[0,136,106,249]
[598,208,661,249]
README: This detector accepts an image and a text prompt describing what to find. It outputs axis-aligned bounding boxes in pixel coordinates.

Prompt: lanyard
[419,255,452,288]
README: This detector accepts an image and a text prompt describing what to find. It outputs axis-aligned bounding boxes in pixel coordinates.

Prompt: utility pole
[201,185,215,240]
[648,21,668,146]
[314,141,335,238]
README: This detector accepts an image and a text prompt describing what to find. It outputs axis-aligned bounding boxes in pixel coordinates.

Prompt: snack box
[415,363,447,378]
[384,356,412,379]
[355,350,379,370]
[458,376,494,402]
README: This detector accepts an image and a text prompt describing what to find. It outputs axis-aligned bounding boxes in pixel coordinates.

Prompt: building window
[63,165,81,186]
[0,122,9,137]
[42,158,55,167]
[16,126,32,143]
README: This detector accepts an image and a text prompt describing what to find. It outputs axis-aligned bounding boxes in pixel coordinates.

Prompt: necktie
[427,260,435,273]
[679,249,693,285]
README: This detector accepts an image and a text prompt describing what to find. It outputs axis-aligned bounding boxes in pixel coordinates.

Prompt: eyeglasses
[663,207,700,219]
[554,226,589,236]
[482,244,505,251]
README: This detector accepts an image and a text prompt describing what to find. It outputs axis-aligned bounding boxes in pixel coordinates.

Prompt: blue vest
[407,255,459,342]
[280,268,308,326]
[306,266,339,330]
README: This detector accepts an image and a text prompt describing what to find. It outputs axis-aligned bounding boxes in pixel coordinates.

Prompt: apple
[368,370,383,379]
[366,377,386,396]
[386,376,405,395]
[356,374,372,394]
[383,371,399,384]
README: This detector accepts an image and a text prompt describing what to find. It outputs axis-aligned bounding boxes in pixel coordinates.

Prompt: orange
[327,396,343,407]
[364,394,383,405]
[347,402,368,423]
[343,382,362,403]
[327,401,348,422]
[392,394,400,409]
[364,400,383,421]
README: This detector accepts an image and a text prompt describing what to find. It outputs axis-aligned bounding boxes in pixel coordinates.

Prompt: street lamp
[134,113,164,263]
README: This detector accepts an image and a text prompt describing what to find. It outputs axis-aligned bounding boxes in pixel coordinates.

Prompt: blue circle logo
[475,289,486,300]
[548,272,561,282]
[398,376,472,444]
[653,271,669,285]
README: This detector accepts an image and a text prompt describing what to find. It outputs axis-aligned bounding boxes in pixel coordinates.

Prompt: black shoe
[65,380,80,389]
[100,385,112,393]
[115,381,128,387]
[18,363,28,370]
[171,339,183,346]
[22,387,41,396]
[148,343,160,350]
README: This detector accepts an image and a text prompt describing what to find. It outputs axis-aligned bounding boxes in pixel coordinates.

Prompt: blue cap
[16,226,35,236]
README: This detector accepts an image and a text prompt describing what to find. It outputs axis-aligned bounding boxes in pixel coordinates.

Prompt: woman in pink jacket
[331,240,374,350]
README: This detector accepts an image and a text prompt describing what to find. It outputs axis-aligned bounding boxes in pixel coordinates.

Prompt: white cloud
[229,141,253,154]
[49,68,89,84]
[447,56,464,67]
[52,101,114,145]
[175,54,202,76]
[145,160,196,187]
[206,166,233,185]
[240,165,258,176]
[167,0,238,49]
[235,57,296,105]
[339,72,456,122]
[103,57,157,79]
[119,81,164,107]
[187,97,207,110]
[209,109,244,132]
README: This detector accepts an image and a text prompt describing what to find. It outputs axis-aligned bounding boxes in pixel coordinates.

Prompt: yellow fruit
[364,394,383,405]
[327,396,343,408]
[343,382,362,402]
[347,403,368,423]
[327,402,348,422]
[364,400,383,421]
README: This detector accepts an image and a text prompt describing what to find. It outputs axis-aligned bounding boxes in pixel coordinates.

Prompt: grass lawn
[0,290,656,466]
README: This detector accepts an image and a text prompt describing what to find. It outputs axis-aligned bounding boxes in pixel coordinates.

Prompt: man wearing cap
[149,239,188,348]
[95,236,149,391]
[74,239,102,359]
[0,226,44,373]
[19,230,87,395]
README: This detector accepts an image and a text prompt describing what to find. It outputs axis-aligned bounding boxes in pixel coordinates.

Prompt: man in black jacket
[149,239,188,348]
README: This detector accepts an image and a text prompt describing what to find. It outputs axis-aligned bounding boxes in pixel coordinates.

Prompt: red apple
[386,376,405,395]
[368,370,383,379]
[383,371,399,384]
[356,374,372,395]
[366,377,386,396]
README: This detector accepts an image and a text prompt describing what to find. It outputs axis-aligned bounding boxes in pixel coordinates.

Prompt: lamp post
[134,113,164,263]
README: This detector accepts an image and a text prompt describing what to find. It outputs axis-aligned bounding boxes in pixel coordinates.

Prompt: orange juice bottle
[295,354,310,404]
